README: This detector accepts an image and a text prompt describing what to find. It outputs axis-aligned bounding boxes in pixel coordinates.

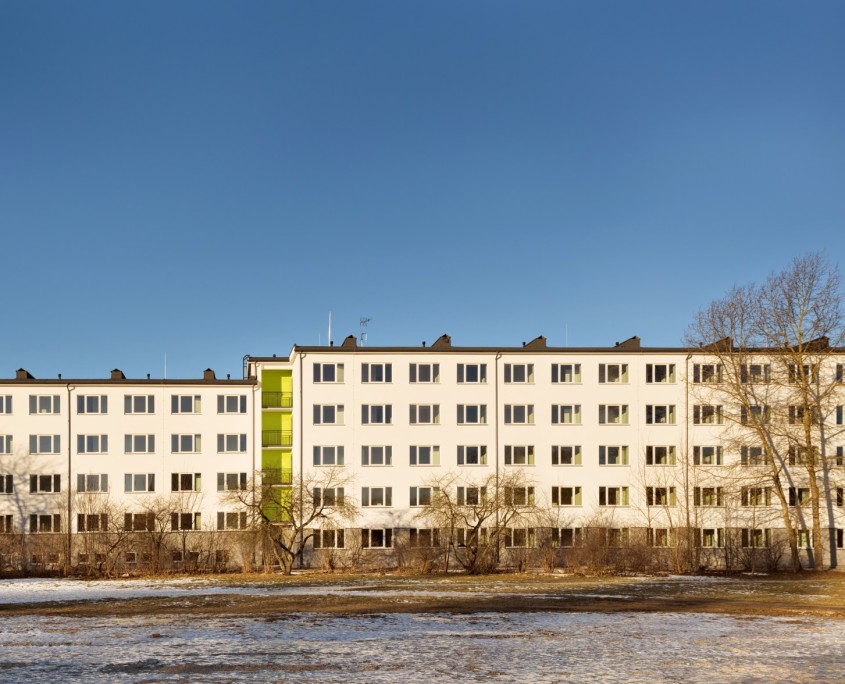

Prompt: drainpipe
[494,351,502,564]
[298,352,305,569]
[66,384,75,576]
[684,353,692,570]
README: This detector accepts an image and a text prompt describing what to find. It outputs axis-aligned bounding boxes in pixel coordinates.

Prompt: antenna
[164,352,167,380]
[328,312,332,346]
[360,317,372,346]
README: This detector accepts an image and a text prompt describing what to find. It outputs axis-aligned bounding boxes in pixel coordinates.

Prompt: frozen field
[1,577,843,682]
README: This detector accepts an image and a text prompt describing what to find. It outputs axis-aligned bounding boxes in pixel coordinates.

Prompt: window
[124,512,155,531]
[693,405,723,425]
[124,473,156,493]
[457,486,487,506]
[410,486,439,506]
[789,364,819,384]
[457,404,487,425]
[646,405,676,425]
[648,528,673,547]
[646,446,676,466]
[788,446,816,466]
[599,486,629,506]
[599,364,628,383]
[838,406,844,426]
[0,515,13,533]
[77,434,108,454]
[606,528,629,547]
[838,446,845,467]
[458,445,488,465]
[171,473,202,492]
[313,363,344,383]
[312,528,345,548]
[797,529,813,548]
[504,528,535,548]
[504,404,534,425]
[217,472,247,491]
[789,487,811,506]
[76,474,108,493]
[171,395,201,414]
[455,527,489,547]
[217,395,247,414]
[361,486,392,507]
[0,395,11,413]
[741,528,771,548]
[694,446,723,466]
[788,406,818,425]
[837,364,845,383]
[504,445,535,465]
[701,528,724,548]
[552,364,581,383]
[1,474,13,494]
[837,487,844,507]
[457,363,486,384]
[410,445,440,466]
[0,435,12,454]
[171,434,201,453]
[125,434,155,454]
[361,445,392,466]
[29,435,61,454]
[504,486,535,506]
[29,474,61,493]
[217,434,247,453]
[599,446,629,466]
[599,405,628,425]
[361,363,392,383]
[504,363,534,383]
[552,405,581,425]
[410,404,440,425]
[361,528,392,548]
[314,404,344,425]
[361,404,392,425]
[171,512,201,531]
[838,529,844,550]
[741,405,770,425]
[646,364,676,383]
[741,363,771,384]
[217,511,248,530]
[646,487,676,506]
[313,446,345,466]
[125,395,155,414]
[313,487,345,507]
[409,528,441,547]
[552,528,583,547]
[29,514,61,533]
[409,363,439,383]
[741,446,768,466]
[29,395,60,414]
[77,513,108,532]
[694,487,724,506]
[693,364,722,383]
[77,395,108,414]
[551,486,582,506]
[552,445,582,465]
[741,486,771,507]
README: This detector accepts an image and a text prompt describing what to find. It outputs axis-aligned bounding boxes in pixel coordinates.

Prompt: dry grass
[3,571,845,620]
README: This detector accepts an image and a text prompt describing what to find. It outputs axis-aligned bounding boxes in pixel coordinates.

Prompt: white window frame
[504,404,534,425]
[217,395,247,414]
[124,434,155,454]
[361,486,393,507]
[171,434,201,454]
[30,474,61,493]
[361,363,392,383]
[457,363,487,384]
[77,395,108,414]
[171,472,202,493]
[694,446,723,466]
[0,435,12,455]
[504,445,535,465]
[361,445,392,466]
[646,445,676,466]
[552,486,582,506]
[361,528,393,548]
[552,404,581,425]
[313,404,344,425]
[646,364,676,383]
[410,445,440,466]
[599,404,629,425]
[217,433,247,453]
[457,404,487,425]
[693,364,722,383]
[645,405,676,425]
[0,395,11,414]
[504,363,534,384]
[77,434,108,454]
[409,363,439,383]
[599,364,628,384]
[552,445,582,465]
[313,445,345,466]
[646,486,676,506]
[551,364,581,384]
[313,362,344,383]
[77,473,109,493]
[217,511,248,530]
[217,472,248,491]
[29,435,61,455]
[457,445,488,466]
[410,486,440,507]
[599,486,629,506]
[124,394,155,414]
[29,395,60,415]
[599,445,629,466]
[410,404,440,425]
[171,394,201,414]
[361,404,392,425]
[125,473,156,493]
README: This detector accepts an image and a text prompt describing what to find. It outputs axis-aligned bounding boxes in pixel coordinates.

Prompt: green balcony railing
[261,469,293,486]
[262,392,293,409]
[262,430,293,447]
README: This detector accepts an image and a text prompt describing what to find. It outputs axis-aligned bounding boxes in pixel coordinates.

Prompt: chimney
[203,368,216,381]
[111,369,126,380]
[341,335,357,349]
[16,369,34,380]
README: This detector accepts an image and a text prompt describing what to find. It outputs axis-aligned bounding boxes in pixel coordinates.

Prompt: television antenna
[360,317,372,346]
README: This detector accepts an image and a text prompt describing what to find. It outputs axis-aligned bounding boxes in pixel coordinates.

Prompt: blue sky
[2,1,844,379]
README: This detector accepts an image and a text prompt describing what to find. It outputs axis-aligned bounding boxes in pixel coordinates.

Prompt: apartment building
[0,367,255,571]
[1,332,843,573]
[248,333,845,570]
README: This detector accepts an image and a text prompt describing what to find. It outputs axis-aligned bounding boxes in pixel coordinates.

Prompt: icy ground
[1,610,842,683]
[0,578,843,682]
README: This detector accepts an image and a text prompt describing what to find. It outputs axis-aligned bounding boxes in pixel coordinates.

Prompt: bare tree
[687,252,845,571]
[227,466,357,575]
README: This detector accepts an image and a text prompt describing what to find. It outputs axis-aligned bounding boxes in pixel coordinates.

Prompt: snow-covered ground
[1,577,842,682]
[1,610,842,683]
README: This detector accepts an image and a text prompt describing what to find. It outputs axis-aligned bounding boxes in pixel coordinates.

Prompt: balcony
[262,430,292,448]
[262,392,293,409]
[262,469,293,486]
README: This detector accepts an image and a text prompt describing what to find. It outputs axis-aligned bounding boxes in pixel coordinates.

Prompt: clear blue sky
[2,1,844,379]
